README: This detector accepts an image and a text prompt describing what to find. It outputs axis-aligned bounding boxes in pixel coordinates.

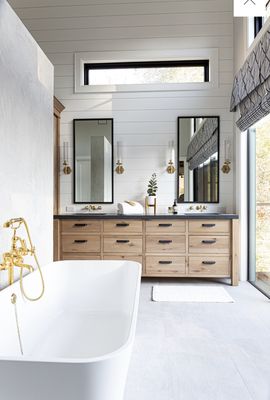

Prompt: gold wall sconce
[221,139,232,174]
[167,160,176,174]
[115,160,125,174]
[115,141,125,174]
[167,140,176,174]
[63,141,72,175]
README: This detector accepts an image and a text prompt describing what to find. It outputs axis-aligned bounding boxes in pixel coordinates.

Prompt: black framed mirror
[73,118,114,203]
[177,116,219,203]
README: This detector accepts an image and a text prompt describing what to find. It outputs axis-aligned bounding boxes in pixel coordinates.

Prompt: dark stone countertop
[54,213,239,220]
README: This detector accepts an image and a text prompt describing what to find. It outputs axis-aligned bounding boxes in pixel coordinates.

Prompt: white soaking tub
[0,260,141,400]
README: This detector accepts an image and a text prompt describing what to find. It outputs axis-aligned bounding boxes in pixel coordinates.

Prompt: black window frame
[254,17,263,38]
[84,60,210,86]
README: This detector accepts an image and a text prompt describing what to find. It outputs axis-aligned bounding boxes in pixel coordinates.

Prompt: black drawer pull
[159,240,173,244]
[202,261,216,265]
[116,223,130,227]
[202,224,216,228]
[159,223,172,227]
[116,240,130,243]
[74,223,87,227]
[74,240,88,243]
[202,239,216,244]
[159,261,173,265]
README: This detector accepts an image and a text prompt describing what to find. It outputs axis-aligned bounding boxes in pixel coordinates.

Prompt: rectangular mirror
[73,119,113,203]
[177,116,219,203]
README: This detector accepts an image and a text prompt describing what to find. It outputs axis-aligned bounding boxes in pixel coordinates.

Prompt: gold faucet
[83,204,102,211]
[195,205,208,212]
[0,218,44,301]
[0,218,34,285]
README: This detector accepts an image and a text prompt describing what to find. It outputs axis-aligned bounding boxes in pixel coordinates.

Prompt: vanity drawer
[61,235,101,253]
[103,236,143,253]
[146,219,186,234]
[103,255,143,264]
[188,220,230,234]
[61,253,101,260]
[146,256,186,275]
[103,220,142,234]
[146,235,186,254]
[189,236,230,254]
[188,256,230,276]
[61,220,101,234]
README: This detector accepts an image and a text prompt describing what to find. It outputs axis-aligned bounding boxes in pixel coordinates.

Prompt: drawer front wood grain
[146,256,186,275]
[104,220,142,234]
[61,220,101,234]
[103,255,143,263]
[103,236,143,253]
[188,219,230,234]
[146,219,186,234]
[188,256,230,275]
[62,235,101,253]
[146,235,186,254]
[61,253,101,260]
[189,236,230,254]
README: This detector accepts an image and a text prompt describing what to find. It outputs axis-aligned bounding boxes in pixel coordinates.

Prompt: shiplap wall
[10,0,235,213]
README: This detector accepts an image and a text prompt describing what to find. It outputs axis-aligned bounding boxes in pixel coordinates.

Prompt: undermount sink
[184,213,222,216]
[74,213,106,216]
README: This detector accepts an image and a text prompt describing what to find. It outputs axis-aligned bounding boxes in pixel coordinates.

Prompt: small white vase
[147,195,156,206]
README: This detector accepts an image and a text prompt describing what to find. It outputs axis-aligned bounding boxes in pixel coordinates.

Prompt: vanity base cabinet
[55,217,239,285]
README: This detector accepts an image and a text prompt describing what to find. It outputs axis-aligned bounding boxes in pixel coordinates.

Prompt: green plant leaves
[147,173,158,196]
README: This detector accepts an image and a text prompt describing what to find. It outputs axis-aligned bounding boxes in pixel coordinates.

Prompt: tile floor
[125,279,270,400]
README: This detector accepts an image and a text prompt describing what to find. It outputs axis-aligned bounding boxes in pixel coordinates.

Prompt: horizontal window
[84,60,209,86]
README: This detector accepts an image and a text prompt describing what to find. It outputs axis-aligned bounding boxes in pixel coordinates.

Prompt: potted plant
[146,173,158,206]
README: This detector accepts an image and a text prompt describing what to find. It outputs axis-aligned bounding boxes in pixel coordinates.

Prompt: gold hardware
[63,161,72,175]
[166,160,176,174]
[115,160,124,174]
[195,205,208,212]
[188,205,194,211]
[11,293,24,355]
[83,204,102,211]
[0,218,45,301]
[11,293,17,304]
[221,160,231,174]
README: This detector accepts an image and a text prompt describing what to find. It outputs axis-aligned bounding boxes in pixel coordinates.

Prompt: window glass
[84,61,209,86]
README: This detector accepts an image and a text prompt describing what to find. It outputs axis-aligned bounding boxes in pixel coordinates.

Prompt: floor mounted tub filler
[0,260,141,400]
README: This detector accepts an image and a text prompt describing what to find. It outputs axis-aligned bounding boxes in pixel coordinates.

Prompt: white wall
[10,0,235,213]
[0,0,53,288]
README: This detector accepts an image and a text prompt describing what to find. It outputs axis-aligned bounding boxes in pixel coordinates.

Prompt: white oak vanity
[54,214,239,286]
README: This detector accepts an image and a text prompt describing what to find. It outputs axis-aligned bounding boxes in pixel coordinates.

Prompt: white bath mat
[152,285,235,303]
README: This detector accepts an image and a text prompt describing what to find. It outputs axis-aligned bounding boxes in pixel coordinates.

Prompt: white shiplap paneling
[10,0,235,213]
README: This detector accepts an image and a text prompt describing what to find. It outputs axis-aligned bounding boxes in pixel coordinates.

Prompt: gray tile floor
[125,279,270,400]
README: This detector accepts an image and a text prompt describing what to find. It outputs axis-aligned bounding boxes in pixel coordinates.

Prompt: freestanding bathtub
[0,260,141,400]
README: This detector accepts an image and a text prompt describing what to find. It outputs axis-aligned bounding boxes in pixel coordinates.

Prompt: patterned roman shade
[230,28,270,131]
[187,117,218,170]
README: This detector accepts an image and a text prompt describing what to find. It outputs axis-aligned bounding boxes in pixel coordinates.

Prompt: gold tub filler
[0,218,44,301]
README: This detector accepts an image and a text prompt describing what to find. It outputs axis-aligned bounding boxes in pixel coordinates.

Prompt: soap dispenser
[173,199,178,214]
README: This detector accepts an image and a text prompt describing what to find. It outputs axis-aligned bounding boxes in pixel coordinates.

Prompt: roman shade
[187,118,218,170]
[230,28,270,131]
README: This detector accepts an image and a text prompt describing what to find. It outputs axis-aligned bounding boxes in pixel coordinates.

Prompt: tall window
[84,60,209,86]
[248,114,270,297]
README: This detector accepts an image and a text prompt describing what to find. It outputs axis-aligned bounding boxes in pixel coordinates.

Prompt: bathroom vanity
[54,214,239,286]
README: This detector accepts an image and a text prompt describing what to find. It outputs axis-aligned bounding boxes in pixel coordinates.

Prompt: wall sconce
[63,141,72,175]
[221,139,231,174]
[115,141,125,174]
[167,140,176,174]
